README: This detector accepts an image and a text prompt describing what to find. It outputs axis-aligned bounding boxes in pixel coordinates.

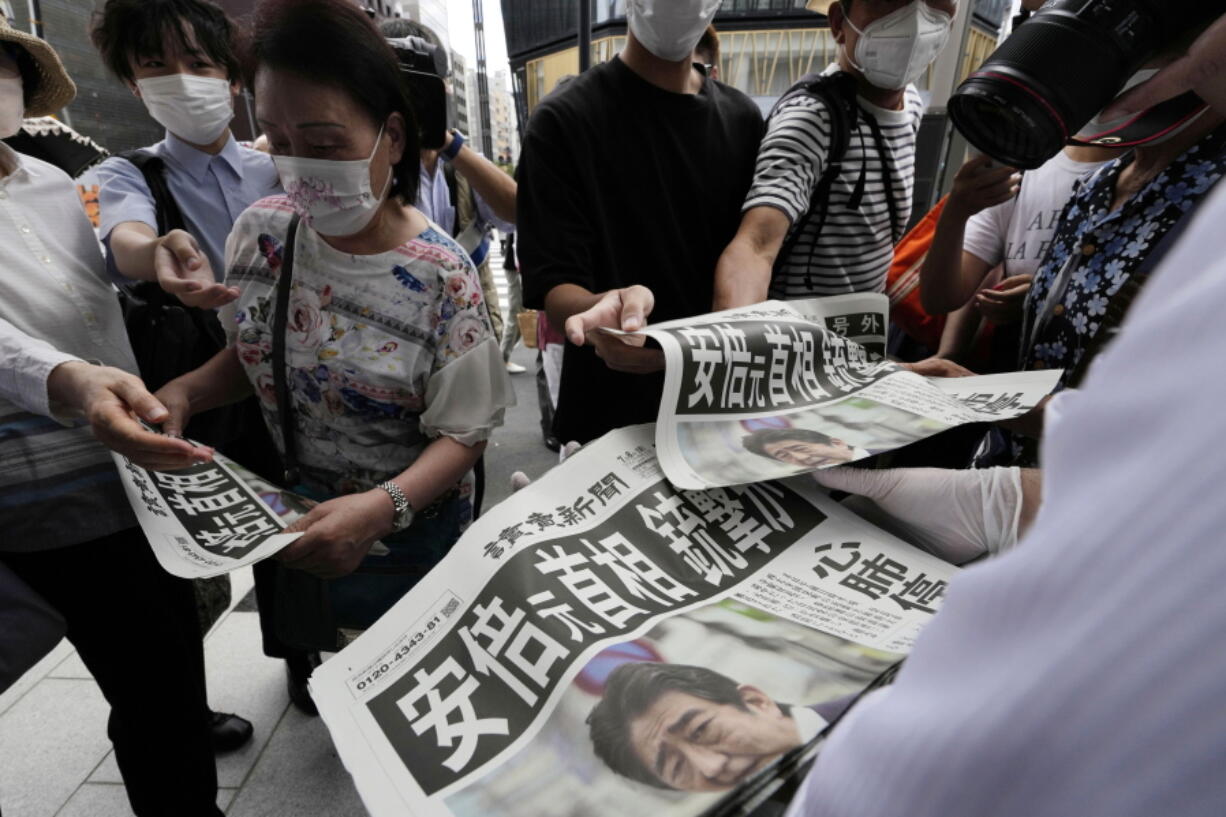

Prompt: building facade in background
[400,0,449,50]
[501,0,1013,119]
[5,0,162,153]
[489,68,519,165]
[451,49,471,135]
[465,69,486,156]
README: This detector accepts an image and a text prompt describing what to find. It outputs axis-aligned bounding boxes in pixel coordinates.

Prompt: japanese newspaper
[111,450,304,579]
[632,296,1062,490]
[309,424,960,817]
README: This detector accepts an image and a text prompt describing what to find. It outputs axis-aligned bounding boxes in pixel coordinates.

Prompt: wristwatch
[376,481,415,532]
[441,129,465,162]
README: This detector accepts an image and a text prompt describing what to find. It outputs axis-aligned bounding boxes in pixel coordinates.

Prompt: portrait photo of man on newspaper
[587,662,853,793]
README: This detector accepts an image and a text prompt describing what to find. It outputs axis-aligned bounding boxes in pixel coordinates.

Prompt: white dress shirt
[791,180,1226,816]
[0,143,138,551]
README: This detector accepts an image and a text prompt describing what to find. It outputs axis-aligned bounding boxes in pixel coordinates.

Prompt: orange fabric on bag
[886,194,948,350]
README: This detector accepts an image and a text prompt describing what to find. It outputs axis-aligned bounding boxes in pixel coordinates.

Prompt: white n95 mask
[626,0,723,63]
[846,1,953,90]
[136,74,234,146]
[273,126,392,238]
[0,75,23,139]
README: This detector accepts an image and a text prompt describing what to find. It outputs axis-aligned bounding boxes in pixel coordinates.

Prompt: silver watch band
[376,481,414,531]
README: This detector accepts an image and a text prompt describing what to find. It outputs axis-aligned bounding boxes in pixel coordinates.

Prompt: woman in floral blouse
[156,0,513,583]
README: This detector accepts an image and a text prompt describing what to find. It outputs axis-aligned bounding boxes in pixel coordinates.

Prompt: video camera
[949,0,1224,169]
[387,35,449,151]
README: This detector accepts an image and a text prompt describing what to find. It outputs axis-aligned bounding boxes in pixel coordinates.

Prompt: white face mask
[136,74,233,146]
[0,75,23,139]
[626,0,723,63]
[845,1,953,90]
[273,125,392,238]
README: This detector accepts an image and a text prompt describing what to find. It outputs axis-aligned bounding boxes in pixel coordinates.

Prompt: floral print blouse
[223,195,512,502]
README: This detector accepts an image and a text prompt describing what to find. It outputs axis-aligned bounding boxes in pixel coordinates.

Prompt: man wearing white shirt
[786,15,1226,816]
[0,25,224,817]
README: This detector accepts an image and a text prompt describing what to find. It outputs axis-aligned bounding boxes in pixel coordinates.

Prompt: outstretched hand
[48,361,210,471]
[565,286,665,374]
[154,229,239,309]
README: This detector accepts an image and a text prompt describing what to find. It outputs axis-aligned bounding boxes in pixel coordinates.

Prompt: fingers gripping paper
[630,295,1061,490]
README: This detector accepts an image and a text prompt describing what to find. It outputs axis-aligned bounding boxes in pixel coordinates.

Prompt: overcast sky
[448,0,512,91]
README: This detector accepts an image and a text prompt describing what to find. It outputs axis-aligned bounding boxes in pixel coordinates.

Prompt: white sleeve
[0,316,83,419]
[419,337,515,446]
[961,196,1014,269]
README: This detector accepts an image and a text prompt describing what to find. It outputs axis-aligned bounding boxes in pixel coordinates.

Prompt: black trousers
[2,528,222,817]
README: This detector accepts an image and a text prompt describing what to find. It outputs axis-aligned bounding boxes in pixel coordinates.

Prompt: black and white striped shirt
[744,65,925,299]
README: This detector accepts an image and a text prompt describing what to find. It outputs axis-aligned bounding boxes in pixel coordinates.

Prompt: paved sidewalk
[0,252,559,816]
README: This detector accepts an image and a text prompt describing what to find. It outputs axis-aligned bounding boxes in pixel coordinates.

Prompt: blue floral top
[1000,126,1226,466]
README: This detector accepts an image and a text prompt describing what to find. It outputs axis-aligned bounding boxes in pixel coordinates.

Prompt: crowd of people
[2,0,1226,814]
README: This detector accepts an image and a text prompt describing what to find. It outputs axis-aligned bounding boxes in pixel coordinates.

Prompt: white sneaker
[506,362,527,374]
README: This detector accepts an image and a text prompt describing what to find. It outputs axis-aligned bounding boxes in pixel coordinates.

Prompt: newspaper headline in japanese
[308,424,960,817]
[111,449,305,578]
[630,295,1062,490]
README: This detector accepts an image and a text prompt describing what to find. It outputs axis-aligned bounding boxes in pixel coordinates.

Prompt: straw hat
[0,18,76,116]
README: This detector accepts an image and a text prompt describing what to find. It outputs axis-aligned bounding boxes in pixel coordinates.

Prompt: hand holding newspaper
[621,294,1061,490]
[109,446,307,578]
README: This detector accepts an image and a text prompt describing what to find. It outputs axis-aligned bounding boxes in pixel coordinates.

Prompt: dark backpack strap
[272,214,304,486]
[442,161,461,238]
[770,72,858,292]
[117,150,188,235]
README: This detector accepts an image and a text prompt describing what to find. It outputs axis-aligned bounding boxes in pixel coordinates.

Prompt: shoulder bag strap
[117,150,188,235]
[773,74,857,291]
[272,214,303,486]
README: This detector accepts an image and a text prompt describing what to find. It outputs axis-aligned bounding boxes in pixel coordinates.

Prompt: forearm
[935,300,983,363]
[920,204,977,314]
[543,283,602,337]
[168,346,253,414]
[452,147,517,224]
[713,240,773,310]
[107,222,162,283]
[1018,467,1043,540]
[388,436,487,511]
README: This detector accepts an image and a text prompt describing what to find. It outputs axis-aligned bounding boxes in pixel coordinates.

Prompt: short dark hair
[246,0,421,206]
[587,663,747,789]
[90,0,242,84]
[695,24,720,66]
[1,42,38,105]
[742,427,836,459]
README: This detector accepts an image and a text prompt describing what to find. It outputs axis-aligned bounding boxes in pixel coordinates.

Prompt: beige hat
[0,18,76,116]
[805,0,835,13]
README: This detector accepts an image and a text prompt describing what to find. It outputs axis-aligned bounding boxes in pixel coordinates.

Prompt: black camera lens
[950,0,1222,169]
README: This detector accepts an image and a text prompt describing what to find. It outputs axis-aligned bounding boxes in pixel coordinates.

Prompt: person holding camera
[783,9,1226,817]
[379,19,521,372]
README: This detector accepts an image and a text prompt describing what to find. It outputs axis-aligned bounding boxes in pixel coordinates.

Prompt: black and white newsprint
[309,424,960,817]
[633,295,1062,490]
[112,450,303,579]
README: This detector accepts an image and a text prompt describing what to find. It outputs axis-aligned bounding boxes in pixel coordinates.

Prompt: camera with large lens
[949,0,1224,169]
[388,35,449,150]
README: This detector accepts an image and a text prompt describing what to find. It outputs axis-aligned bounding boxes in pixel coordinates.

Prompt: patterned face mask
[273,124,391,237]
